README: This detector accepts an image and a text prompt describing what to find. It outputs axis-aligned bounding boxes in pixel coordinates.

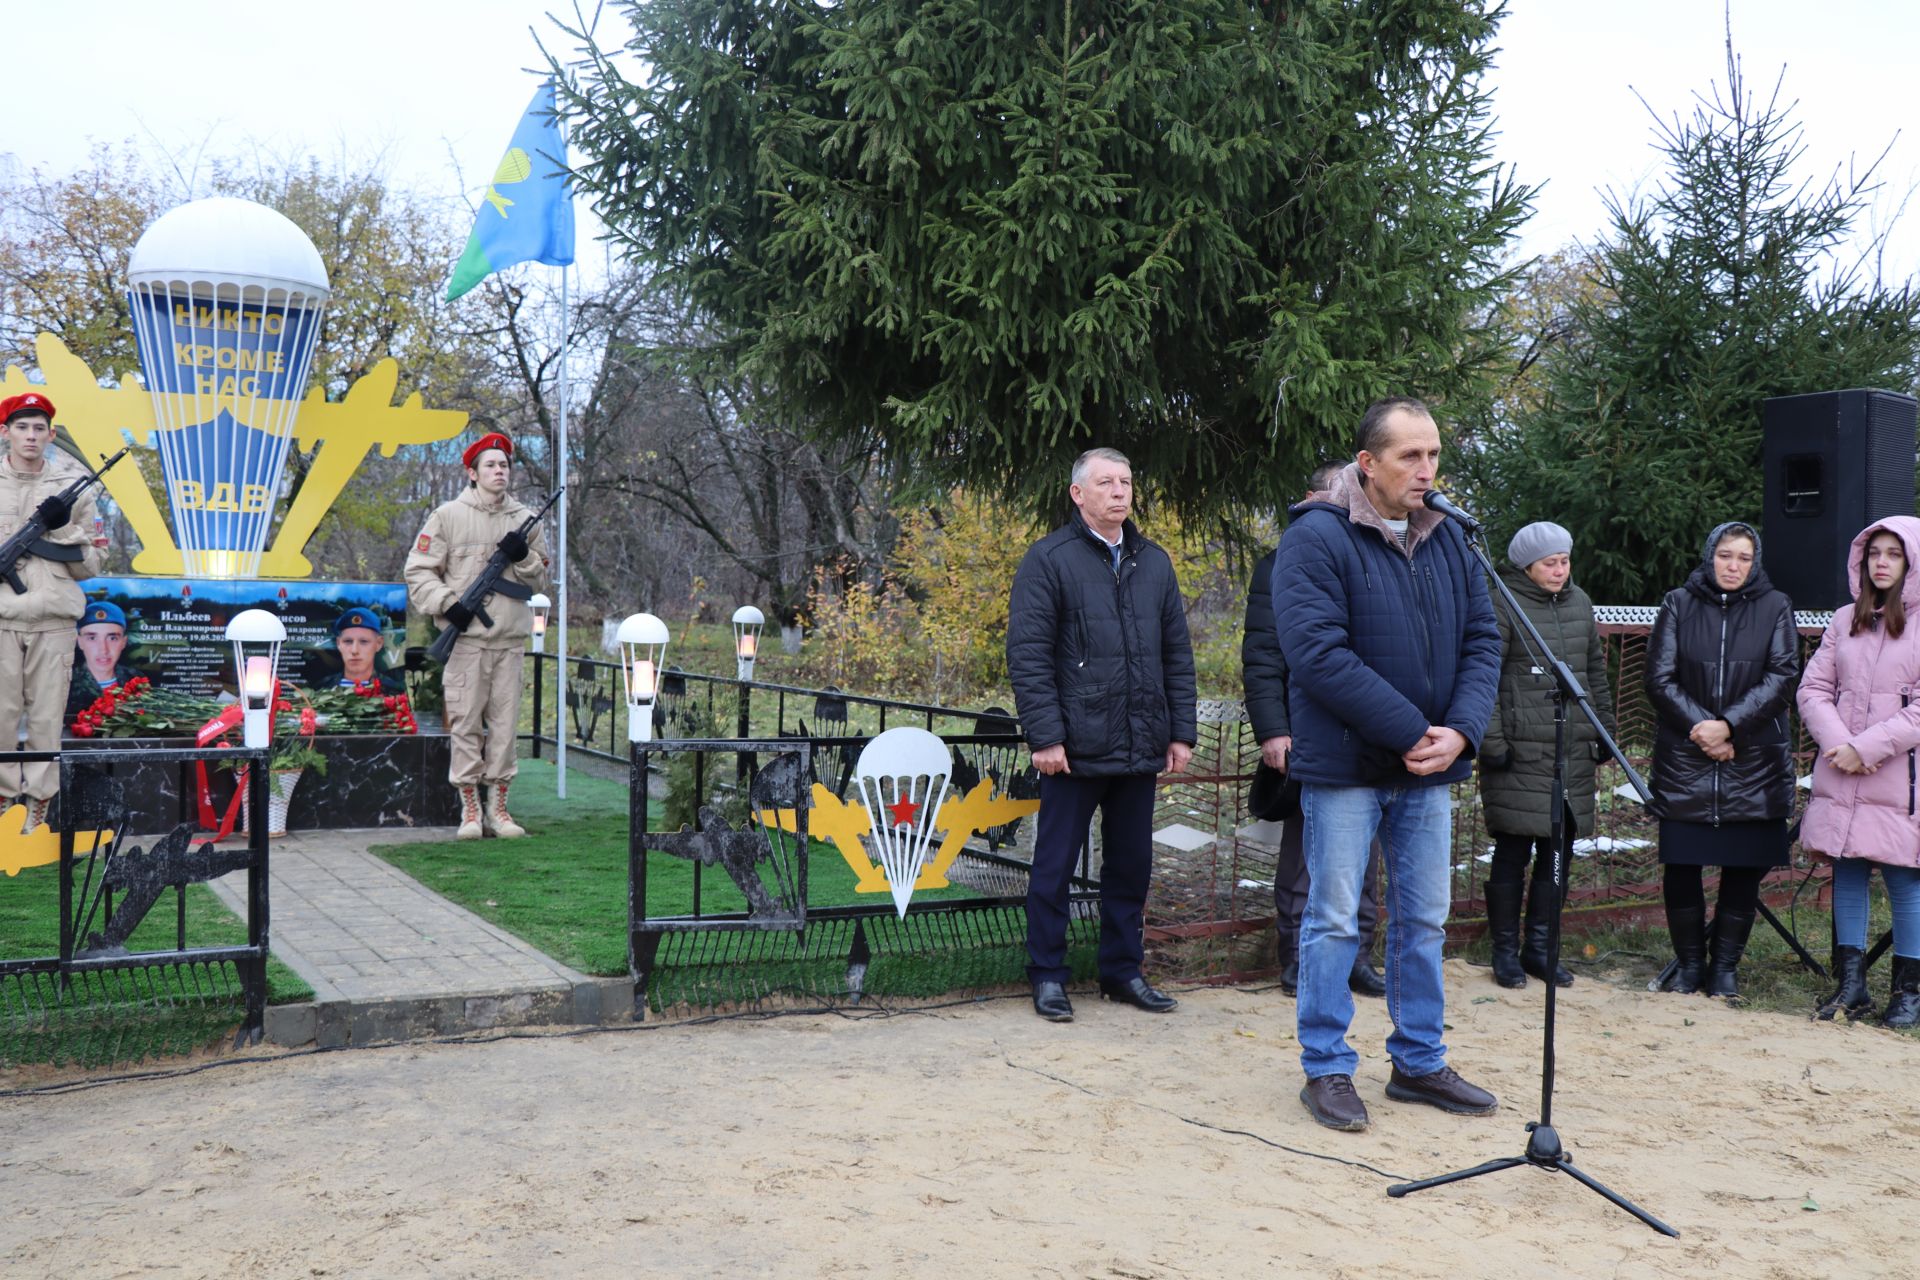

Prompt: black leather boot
[1277,935,1298,996]
[1882,955,1920,1029]
[1484,879,1527,989]
[1661,904,1707,994]
[1520,875,1574,987]
[1703,908,1756,998]
[1348,953,1387,998]
[1815,944,1873,1022]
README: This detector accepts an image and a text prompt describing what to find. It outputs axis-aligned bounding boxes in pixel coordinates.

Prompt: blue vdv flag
[448,80,576,301]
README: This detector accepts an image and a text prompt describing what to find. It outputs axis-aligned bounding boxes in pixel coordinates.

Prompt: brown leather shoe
[1384,1064,1498,1116]
[1299,1073,1370,1131]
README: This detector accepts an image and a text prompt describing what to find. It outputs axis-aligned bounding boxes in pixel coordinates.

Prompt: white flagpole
[555,264,569,799]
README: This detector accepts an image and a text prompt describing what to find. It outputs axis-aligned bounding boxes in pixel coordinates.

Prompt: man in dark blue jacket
[1272,397,1501,1133]
[1007,447,1197,1023]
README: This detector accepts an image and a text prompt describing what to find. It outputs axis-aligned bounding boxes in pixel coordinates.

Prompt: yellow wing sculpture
[0,808,115,877]
[2,333,469,577]
[758,778,1041,895]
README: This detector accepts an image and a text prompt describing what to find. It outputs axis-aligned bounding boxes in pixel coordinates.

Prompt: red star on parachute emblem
[885,796,921,829]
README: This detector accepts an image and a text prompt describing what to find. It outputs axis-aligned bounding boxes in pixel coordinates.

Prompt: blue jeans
[1831,859,1920,959]
[1298,783,1454,1079]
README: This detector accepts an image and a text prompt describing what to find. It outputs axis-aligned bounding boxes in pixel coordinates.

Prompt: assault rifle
[0,446,129,594]
[426,487,562,663]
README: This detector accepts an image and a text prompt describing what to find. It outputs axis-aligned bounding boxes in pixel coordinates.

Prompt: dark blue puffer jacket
[1270,468,1500,787]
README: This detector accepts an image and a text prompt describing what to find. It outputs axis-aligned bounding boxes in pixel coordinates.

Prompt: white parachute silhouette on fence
[851,727,953,918]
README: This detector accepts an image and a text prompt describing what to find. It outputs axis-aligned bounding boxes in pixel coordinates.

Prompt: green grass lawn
[0,856,314,1068]
[374,757,1093,1006]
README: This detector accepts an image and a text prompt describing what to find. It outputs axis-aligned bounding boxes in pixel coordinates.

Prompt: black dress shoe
[1279,958,1299,996]
[1349,957,1387,998]
[1300,1074,1369,1131]
[1032,981,1074,1022]
[1098,976,1178,1012]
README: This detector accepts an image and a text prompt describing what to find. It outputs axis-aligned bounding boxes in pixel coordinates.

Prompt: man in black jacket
[1243,462,1386,999]
[1007,447,1197,1022]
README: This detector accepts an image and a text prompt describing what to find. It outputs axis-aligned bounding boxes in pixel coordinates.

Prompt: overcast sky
[7,1,1917,282]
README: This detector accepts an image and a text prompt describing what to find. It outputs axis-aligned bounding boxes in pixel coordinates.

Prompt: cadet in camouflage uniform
[405,432,549,838]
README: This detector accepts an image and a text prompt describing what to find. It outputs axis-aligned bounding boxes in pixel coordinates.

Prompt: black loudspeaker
[1761,389,1918,610]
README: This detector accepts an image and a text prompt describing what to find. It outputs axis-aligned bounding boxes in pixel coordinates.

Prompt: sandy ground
[4,959,1918,1279]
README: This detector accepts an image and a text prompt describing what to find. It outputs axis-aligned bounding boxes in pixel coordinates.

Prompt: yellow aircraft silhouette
[2,333,468,577]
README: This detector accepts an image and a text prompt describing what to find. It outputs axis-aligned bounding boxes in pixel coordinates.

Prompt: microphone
[1421,489,1482,533]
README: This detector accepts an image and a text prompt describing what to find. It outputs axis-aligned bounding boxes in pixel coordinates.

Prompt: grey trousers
[1273,815,1382,959]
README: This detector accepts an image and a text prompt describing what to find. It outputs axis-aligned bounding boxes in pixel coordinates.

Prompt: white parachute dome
[852,727,953,919]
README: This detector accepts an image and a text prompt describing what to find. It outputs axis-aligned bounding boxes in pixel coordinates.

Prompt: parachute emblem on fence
[850,728,952,917]
[756,737,1041,913]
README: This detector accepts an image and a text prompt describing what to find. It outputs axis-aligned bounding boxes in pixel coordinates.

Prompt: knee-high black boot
[1484,879,1526,989]
[1815,945,1872,1022]
[1882,955,1920,1029]
[1661,904,1707,994]
[1520,873,1574,987]
[1704,908,1756,998]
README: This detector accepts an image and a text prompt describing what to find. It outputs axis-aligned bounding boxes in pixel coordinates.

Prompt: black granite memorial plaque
[62,733,459,836]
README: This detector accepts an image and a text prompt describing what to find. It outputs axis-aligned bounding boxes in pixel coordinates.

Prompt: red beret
[462,432,512,469]
[1,392,56,424]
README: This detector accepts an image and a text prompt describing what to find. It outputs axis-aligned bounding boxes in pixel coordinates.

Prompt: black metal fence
[526,651,1018,766]
[573,611,1840,1005]
[625,733,1100,1016]
[0,747,271,1068]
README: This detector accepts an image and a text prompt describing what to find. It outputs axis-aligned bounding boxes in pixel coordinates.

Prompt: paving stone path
[209,829,628,1048]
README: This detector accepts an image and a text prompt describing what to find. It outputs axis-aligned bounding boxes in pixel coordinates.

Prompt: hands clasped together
[1031,741,1193,777]
[1403,726,1468,776]
[1824,742,1872,775]
[1689,718,1735,763]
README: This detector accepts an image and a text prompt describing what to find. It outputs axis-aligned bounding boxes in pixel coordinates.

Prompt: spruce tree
[551,0,1531,518]
[1488,48,1920,602]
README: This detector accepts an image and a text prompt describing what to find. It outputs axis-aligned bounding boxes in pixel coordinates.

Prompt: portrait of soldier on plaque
[305,605,406,695]
[66,601,144,723]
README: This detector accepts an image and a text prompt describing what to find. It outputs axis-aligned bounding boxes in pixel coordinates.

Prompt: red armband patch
[417,534,432,553]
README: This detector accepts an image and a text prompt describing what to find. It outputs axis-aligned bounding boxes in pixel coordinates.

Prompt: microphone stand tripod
[1385,511,1678,1238]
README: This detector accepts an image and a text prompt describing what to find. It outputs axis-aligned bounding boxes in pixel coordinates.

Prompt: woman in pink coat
[1797,515,1920,1027]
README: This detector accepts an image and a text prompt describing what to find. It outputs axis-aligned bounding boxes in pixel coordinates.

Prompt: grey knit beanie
[1508,521,1573,570]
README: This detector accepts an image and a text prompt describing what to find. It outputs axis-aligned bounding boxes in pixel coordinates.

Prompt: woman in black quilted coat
[1644,521,1799,998]
[1477,522,1615,989]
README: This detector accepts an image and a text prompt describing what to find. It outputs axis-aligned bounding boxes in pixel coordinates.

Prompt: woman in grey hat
[1477,522,1616,988]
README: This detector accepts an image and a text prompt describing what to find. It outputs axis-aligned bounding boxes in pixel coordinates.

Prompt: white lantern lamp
[224,608,287,749]
[732,605,765,682]
[615,612,671,743]
[528,592,552,653]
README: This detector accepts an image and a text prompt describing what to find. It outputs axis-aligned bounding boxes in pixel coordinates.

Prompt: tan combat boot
[457,784,484,839]
[22,796,49,835]
[484,781,526,839]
